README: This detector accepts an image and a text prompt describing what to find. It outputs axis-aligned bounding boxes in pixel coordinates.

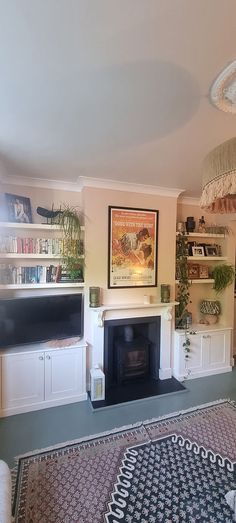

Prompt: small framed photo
[188,264,199,278]
[5,193,32,223]
[192,246,205,257]
[205,245,218,257]
[199,265,209,278]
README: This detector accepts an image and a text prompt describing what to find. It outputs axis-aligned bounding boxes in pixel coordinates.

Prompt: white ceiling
[0,0,236,196]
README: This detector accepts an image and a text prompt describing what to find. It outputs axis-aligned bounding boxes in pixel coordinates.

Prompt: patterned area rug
[13,399,236,522]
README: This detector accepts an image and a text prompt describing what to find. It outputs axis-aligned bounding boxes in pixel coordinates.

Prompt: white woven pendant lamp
[200,60,236,213]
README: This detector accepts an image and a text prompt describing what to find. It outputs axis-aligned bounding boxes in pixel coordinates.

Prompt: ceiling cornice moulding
[78,176,184,198]
[178,196,200,206]
[0,174,82,192]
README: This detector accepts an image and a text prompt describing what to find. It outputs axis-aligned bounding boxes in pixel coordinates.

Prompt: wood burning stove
[115,336,150,383]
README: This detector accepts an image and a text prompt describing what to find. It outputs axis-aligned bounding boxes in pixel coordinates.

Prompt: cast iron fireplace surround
[90,315,185,409]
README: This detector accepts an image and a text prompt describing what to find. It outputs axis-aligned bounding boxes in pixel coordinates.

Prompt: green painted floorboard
[1,368,236,468]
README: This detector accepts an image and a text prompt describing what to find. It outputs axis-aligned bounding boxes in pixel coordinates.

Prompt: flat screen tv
[0,293,83,348]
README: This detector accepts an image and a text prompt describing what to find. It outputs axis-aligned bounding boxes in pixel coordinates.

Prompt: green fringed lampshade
[200,137,236,213]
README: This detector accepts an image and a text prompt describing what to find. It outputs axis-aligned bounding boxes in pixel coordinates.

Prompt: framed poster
[108,206,158,288]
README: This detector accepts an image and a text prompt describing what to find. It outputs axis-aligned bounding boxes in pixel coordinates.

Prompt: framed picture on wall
[108,206,159,288]
[5,193,33,223]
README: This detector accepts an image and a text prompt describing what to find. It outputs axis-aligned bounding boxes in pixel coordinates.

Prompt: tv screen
[0,294,83,348]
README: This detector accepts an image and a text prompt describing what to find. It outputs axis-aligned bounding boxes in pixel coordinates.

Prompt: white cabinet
[0,343,87,416]
[173,327,232,380]
[45,348,86,402]
[2,352,45,409]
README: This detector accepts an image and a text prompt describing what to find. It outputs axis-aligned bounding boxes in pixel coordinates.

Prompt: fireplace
[115,335,150,382]
[104,317,160,390]
[89,302,186,408]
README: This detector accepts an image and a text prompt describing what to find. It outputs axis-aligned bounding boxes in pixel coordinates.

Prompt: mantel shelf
[91,302,178,313]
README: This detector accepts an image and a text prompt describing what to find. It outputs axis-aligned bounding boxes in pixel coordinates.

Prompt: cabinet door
[174,333,204,379]
[2,352,45,409]
[186,333,204,376]
[203,330,230,369]
[45,347,86,401]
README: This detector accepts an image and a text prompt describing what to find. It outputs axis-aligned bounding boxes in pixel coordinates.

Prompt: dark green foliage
[211,264,235,294]
[176,232,191,327]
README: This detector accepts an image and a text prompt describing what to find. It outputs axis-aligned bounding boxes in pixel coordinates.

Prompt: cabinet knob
[46,355,51,360]
[39,355,44,360]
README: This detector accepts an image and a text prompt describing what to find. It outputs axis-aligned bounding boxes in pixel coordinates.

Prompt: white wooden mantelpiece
[91,302,178,327]
[90,302,178,380]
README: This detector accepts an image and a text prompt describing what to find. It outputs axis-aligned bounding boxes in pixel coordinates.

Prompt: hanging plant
[211,263,235,294]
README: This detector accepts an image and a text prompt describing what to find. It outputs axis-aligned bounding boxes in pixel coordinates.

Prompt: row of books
[0,237,84,256]
[0,264,84,285]
[0,236,65,255]
[0,264,59,284]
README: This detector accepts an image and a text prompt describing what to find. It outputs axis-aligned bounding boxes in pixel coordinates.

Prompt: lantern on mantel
[200,61,236,213]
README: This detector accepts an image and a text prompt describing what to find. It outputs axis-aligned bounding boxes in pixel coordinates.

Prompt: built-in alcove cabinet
[173,326,232,380]
[174,231,234,380]
[0,342,87,417]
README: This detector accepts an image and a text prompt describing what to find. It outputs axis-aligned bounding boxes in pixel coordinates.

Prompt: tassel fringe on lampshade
[200,137,236,213]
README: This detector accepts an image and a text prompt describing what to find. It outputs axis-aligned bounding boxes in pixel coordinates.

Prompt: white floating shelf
[175,279,214,284]
[0,253,84,260]
[176,232,225,238]
[188,256,227,261]
[0,283,84,289]
[0,222,85,231]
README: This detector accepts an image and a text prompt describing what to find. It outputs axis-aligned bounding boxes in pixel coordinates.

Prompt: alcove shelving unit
[174,230,233,380]
[0,221,85,289]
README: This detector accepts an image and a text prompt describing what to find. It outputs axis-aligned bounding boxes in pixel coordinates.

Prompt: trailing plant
[175,231,195,377]
[55,205,84,280]
[211,263,235,294]
[175,232,191,328]
[183,329,196,375]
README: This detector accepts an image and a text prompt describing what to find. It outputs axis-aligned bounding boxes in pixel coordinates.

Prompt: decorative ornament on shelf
[198,216,206,233]
[160,284,170,303]
[200,299,221,325]
[185,217,195,233]
[89,287,101,308]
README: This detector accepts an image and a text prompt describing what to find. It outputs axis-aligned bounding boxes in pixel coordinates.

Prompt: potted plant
[199,299,221,325]
[56,205,84,280]
[211,264,235,294]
